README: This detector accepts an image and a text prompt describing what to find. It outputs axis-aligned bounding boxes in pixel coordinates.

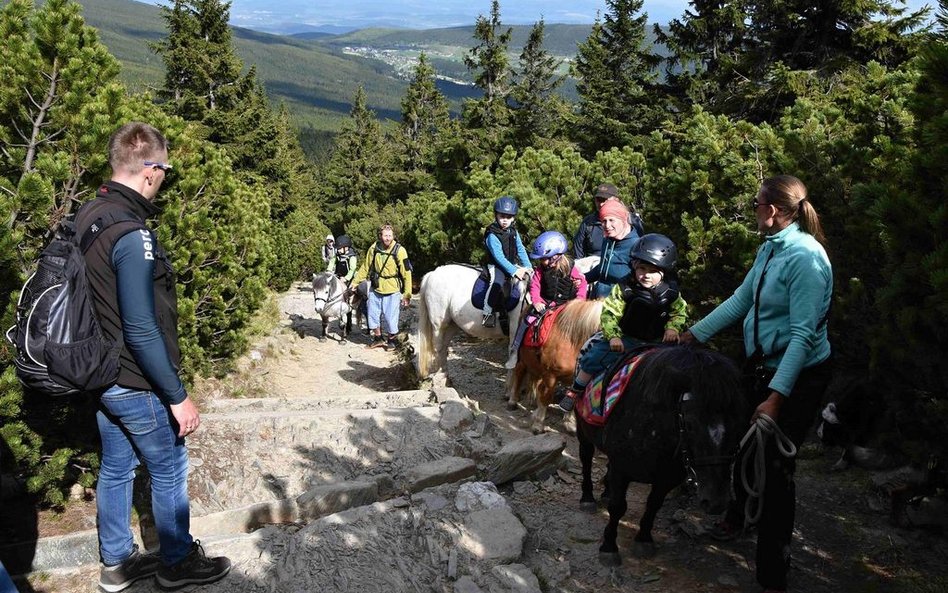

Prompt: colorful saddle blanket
[576,350,652,427]
[523,306,565,348]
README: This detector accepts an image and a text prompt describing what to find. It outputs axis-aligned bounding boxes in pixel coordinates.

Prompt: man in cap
[573,182,644,259]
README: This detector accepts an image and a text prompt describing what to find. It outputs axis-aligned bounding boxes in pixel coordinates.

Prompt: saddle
[523,306,565,348]
[576,347,655,427]
[471,265,522,312]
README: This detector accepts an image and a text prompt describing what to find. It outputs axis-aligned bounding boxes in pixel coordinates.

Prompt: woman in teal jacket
[680,175,832,593]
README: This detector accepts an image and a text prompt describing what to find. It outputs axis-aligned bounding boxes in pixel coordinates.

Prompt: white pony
[416,256,599,377]
[312,272,360,342]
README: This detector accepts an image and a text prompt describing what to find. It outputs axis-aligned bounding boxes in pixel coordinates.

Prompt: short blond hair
[108,122,168,175]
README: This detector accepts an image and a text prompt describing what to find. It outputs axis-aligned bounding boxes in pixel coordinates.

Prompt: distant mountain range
[80,0,601,134]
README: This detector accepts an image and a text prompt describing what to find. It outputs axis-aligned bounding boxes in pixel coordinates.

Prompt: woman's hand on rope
[753,391,784,423]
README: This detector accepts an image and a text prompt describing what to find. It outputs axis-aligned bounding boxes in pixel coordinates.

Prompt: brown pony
[506,299,603,433]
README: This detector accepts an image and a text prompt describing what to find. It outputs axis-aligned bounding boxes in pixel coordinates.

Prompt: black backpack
[5,211,142,396]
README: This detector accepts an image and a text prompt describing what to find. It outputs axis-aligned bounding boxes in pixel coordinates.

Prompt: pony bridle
[675,391,737,492]
[314,278,345,310]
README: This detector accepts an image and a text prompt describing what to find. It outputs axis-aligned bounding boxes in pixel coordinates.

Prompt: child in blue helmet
[559,234,688,412]
[482,196,531,329]
[505,231,588,368]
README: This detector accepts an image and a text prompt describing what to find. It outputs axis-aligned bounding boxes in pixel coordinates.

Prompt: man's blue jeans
[96,386,192,566]
[367,290,401,335]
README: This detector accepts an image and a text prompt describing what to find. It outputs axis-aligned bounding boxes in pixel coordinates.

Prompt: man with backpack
[352,224,412,350]
[75,123,230,592]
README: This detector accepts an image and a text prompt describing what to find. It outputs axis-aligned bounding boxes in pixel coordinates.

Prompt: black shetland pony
[576,345,747,565]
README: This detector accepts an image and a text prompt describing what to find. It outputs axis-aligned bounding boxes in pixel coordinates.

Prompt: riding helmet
[335,235,353,248]
[530,231,569,259]
[493,196,518,216]
[631,234,678,272]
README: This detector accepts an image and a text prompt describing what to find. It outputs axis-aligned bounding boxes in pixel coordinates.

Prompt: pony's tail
[417,274,435,377]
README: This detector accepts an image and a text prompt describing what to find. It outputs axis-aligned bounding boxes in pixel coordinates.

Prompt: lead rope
[739,413,797,525]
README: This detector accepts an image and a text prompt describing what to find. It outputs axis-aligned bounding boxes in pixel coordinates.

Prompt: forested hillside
[1,0,945,513]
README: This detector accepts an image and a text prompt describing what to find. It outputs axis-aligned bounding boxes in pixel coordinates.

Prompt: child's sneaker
[156,541,230,590]
[482,313,496,328]
[98,545,161,592]
[558,390,578,412]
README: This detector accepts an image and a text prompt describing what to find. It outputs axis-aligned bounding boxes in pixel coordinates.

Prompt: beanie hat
[599,199,630,222]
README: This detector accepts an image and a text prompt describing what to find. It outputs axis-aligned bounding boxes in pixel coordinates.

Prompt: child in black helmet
[482,195,531,329]
[559,233,688,412]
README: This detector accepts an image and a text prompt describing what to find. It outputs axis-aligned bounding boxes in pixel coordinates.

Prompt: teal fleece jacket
[690,222,832,396]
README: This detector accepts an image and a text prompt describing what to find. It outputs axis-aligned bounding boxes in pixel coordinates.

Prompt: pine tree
[572,0,662,155]
[733,0,929,121]
[655,0,747,111]
[0,0,126,506]
[510,19,568,150]
[399,53,450,180]
[322,87,394,216]
[462,0,513,153]
[151,0,243,120]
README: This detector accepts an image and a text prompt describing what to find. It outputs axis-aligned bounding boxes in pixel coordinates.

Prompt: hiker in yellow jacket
[353,224,413,349]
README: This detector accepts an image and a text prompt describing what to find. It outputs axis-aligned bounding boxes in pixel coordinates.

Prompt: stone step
[202,389,436,414]
[186,395,485,517]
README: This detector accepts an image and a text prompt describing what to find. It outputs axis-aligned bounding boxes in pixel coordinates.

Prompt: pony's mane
[629,346,744,415]
[554,299,603,348]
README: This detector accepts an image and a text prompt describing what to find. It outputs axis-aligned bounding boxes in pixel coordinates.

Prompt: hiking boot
[482,313,496,328]
[98,545,161,592]
[156,541,231,590]
[558,390,578,412]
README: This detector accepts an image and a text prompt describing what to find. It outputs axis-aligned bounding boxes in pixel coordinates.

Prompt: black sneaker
[98,545,161,592]
[156,541,231,590]
[385,336,400,350]
[558,392,576,412]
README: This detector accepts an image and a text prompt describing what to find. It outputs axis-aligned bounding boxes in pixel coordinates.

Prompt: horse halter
[313,276,345,310]
[675,391,738,492]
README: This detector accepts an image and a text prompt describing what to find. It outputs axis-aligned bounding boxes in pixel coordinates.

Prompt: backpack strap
[78,210,144,253]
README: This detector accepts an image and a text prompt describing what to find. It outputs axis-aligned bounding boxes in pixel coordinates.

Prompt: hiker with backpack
[74,123,230,591]
[351,224,413,350]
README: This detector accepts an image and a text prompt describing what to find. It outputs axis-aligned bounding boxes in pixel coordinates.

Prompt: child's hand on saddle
[663,329,679,343]
[609,337,625,352]
[534,302,546,313]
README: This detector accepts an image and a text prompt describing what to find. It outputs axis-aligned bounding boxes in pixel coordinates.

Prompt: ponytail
[798,199,827,247]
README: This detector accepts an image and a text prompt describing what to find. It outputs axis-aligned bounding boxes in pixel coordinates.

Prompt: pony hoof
[630,541,656,558]
[506,401,518,411]
[579,501,597,513]
[598,552,621,567]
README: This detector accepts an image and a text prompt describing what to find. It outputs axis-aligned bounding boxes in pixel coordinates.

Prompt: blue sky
[142,1,937,31]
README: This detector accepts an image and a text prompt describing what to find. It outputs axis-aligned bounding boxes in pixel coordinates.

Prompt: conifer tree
[655,0,747,111]
[572,0,662,155]
[733,0,928,121]
[152,0,243,120]
[399,53,450,181]
[0,0,126,505]
[462,0,513,153]
[322,87,393,215]
[510,19,568,150]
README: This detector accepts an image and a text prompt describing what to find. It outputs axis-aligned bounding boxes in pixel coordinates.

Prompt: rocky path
[19,284,948,593]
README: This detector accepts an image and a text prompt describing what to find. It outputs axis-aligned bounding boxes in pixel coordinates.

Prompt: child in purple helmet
[505,231,588,369]
[482,196,531,329]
